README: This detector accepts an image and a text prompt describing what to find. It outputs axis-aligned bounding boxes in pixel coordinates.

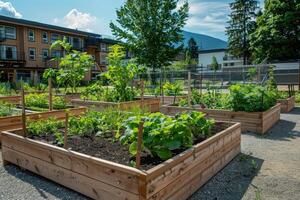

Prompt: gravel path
[1,108,300,200]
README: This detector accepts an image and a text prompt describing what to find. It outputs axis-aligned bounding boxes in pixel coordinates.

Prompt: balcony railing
[0,50,25,62]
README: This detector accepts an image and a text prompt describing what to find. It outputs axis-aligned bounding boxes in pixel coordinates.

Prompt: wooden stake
[136,120,144,169]
[21,87,27,137]
[188,71,192,108]
[64,112,69,149]
[140,80,144,113]
[48,77,53,111]
[298,60,300,91]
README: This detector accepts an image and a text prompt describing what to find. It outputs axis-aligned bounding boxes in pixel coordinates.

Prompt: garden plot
[1,109,241,200]
[161,83,280,134]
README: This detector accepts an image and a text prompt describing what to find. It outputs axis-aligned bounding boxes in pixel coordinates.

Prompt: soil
[28,122,228,171]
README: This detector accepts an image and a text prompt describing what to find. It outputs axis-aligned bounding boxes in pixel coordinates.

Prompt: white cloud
[184,1,230,37]
[0,1,22,18]
[54,9,97,32]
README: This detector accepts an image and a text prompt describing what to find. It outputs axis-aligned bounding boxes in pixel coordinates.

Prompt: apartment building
[0,15,117,83]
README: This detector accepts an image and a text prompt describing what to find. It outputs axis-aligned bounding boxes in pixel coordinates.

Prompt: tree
[49,38,94,93]
[226,0,259,65]
[187,37,198,60]
[250,0,300,63]
[102,45,140,102]
[210,56,219,71]
[110,0,189,72]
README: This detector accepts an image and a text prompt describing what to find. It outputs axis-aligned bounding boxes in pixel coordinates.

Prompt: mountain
[182,31,227,51]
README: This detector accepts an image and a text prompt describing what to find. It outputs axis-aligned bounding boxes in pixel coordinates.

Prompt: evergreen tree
[110,0,189,72]
[187,37,198,60]
[250,0,300,63]
[211,56,219,71]
[226,0,259,65]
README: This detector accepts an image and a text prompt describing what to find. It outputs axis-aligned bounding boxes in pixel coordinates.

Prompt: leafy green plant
[0,102,19,117]
[27,117,64,145]
[50,37,94,93]
[229,84,277,112]
[120,112,214,160]
[102,45,139,102]
[25,93,67,110]
[163,82,183,104]
[81,82,103,101]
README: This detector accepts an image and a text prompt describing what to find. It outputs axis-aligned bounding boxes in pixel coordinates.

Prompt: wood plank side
[2,147,139,200]
[145,123,241,198]
[160,104,282,134]
[1,132,145,194]
[147,131,241,199]
[0,96,21,104]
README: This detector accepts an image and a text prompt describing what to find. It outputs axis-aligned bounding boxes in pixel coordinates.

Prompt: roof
[0,15,101,38]
[182,31,227,51]
[199,48,226,54]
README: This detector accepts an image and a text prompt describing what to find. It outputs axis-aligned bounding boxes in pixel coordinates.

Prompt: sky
[0,0,264,41]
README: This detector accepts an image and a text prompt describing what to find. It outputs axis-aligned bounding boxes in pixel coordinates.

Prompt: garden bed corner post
[64,112,69,149]
[188,71,192,108]
[48,77,53,111]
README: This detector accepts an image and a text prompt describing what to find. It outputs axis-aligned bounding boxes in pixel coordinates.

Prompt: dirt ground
[1,108,300,200]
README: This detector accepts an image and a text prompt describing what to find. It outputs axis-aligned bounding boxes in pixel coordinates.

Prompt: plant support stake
[48,77,53,111]
[64,112,69,149]
[136,120,144,169]
[21,88,27,137]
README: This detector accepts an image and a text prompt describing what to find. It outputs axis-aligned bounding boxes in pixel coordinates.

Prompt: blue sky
[0,0,264,41]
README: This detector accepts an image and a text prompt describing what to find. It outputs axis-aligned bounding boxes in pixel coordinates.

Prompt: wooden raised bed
[1,122,241,200]
[144,95,187,105]
[277,96,295,113]
[71,98,160,113]
[160,104,281,134]
[0,96,21,104]
[0,107,86,142]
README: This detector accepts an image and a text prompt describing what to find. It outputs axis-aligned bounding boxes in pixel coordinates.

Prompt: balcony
[0,50,25,63]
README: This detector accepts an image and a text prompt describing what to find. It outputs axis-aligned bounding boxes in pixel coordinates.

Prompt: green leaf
[155,148,172,160]
[129,141,138,156]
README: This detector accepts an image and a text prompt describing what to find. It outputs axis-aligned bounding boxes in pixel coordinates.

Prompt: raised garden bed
[0,107,86,142]
[1,121,241,200]
[0,95,21,104]
[277,96,295,113]
[160,103,281,134]
[71,98,160,112]
[144,95,187,105]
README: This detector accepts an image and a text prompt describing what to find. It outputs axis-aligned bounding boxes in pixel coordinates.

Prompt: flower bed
[277,96,295,113]
[160,103,280,134]
[71,98,160,112]
[1,119,240,200]
[0,107,86,143]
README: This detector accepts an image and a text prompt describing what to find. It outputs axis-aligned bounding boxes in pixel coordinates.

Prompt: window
[100,54,107,64]
[42,49,49,61]
[51,50,61,58]
[28,29,35,42]
[0,45,17,60]
[0,26,16,39]
[28,48,36,60]
[100,43,107,52]
[51,33,59,43]
[42,32,48,43]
